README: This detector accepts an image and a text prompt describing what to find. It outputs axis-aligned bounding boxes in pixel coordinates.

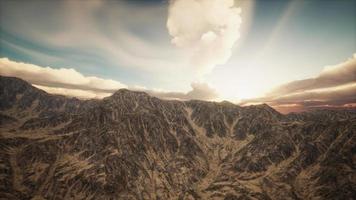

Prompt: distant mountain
[0,76,355,200]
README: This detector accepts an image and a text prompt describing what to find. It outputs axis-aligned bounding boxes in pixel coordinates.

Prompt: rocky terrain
[0,75,355,200]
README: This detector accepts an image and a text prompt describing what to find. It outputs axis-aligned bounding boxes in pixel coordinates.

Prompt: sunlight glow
[211,63,275,102]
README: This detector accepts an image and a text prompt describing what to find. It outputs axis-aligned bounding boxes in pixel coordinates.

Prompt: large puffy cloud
[0,57,218,101]
[167,0,242,74]
[242,54,356,113]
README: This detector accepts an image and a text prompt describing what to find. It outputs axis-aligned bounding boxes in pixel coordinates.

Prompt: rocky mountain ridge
[0,76,355,200]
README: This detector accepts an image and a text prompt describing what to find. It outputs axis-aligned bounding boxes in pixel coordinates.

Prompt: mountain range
[0,76,355,200]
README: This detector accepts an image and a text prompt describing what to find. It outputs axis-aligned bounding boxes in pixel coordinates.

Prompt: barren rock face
[0,76,355,200]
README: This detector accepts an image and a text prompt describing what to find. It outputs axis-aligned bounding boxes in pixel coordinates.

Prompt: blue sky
[0,0,355,111]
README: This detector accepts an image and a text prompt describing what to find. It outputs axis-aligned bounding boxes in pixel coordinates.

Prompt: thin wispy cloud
[0,1,188,81]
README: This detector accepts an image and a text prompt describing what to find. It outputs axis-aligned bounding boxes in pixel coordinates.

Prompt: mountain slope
[0,76,355,200]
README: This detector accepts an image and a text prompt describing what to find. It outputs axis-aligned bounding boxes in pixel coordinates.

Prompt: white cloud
[167,0,242,74]
[0,57,219,101]
[0,58,127,93]
[138,82,218,100]
[33,85,111,99]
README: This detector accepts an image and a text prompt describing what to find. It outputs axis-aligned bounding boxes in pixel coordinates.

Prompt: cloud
[167,0,242,74]
[0,57,218,101]
[138,82,218,100]
[0,57,127,95]
[33,85,111,99]
[0,0,235,93]
[0,0,186,76]
[242,54,356,113]
[270,83,356,104]
[267,54,356,96]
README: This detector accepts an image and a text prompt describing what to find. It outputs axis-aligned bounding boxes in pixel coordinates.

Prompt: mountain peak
[112,88,150,96]
[107,88,152,102]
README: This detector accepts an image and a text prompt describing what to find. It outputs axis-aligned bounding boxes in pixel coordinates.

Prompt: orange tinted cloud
[242,54,356,113]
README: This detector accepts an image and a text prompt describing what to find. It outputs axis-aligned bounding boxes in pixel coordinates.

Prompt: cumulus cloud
[0,57,127,97]
[167,0,242,74]
[242,54,356,113]
[0,0,237,94]
[139,82,218,100]
[0,57,218,101]
[34,85,111,99]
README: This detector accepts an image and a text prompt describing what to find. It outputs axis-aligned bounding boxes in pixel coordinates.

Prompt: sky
[0,0,355,113]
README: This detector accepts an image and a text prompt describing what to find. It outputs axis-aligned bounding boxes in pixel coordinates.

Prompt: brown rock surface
[0,76,355,199]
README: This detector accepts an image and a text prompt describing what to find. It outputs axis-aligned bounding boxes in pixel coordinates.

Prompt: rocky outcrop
[0,76,355,200]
